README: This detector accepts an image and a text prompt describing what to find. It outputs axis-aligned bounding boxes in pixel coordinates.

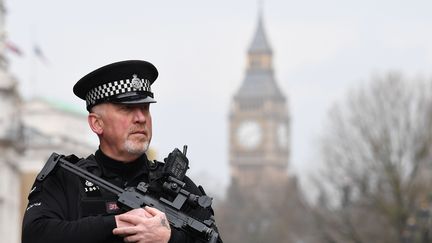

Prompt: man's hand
[113,207,171,243]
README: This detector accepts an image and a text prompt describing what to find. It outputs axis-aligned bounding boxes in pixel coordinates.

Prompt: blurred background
[1,0,432,242]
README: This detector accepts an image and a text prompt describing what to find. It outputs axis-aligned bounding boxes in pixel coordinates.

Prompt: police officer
[22,60,221,243]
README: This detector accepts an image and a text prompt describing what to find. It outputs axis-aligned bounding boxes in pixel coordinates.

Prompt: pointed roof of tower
[248,11,272,55]
[234,71,284,102]
[234,11,285,102]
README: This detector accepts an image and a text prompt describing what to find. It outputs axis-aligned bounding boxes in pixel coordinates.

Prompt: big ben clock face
[236,120,262,149]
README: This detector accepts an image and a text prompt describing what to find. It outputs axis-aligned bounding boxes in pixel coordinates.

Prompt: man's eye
[119,106,132,111]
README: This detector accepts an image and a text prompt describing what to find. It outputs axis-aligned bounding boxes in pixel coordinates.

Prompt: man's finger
[144,206,164,216]
[126,208,150,218]
[123,234,140,243]
[117,214,143,225]
[112,226,137,236]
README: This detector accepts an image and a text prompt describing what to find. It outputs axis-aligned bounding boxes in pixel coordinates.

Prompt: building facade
[0,1,24,241]
[0,2,97,241]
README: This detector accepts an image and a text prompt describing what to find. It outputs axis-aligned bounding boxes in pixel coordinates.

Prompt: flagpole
[29,43,38,100]
[28,24,40,100]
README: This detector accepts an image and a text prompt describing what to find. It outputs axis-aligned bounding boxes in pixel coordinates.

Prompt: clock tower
[229,12,290,188]
[220,11,315,243]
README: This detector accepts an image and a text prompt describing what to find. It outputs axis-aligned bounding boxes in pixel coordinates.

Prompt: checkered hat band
[85,77,151,106]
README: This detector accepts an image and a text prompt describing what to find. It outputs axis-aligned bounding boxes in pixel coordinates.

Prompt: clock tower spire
[229,11,290,188]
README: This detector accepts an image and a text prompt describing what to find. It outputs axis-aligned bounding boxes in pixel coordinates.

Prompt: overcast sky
[5,0,432,197]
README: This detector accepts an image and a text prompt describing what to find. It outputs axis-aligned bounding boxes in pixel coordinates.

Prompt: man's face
[90,102,153,161]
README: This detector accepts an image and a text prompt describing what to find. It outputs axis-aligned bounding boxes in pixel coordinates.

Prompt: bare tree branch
[313,73,432,242]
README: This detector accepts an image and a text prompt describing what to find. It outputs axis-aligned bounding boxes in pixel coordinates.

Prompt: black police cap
[73,60,158,111]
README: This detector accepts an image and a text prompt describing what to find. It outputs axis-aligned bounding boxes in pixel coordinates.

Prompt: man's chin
[124,141,150,155]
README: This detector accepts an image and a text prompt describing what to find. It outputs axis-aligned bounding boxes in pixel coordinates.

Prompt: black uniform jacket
[22,150,220,243]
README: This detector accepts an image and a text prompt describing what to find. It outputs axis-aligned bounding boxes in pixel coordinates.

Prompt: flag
[34,44,49,65]
[5,41,23,56]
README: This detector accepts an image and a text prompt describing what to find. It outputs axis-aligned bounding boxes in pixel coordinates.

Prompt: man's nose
[134,108,147,122]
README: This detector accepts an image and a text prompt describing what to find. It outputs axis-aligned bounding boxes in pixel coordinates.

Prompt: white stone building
[0,1,24,242]
[2,98,97,243]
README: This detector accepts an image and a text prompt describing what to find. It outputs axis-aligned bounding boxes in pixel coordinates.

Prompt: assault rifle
[36,146,219,243]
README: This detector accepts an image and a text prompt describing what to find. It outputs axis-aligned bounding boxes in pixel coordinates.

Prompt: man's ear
[88,113,103,135]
